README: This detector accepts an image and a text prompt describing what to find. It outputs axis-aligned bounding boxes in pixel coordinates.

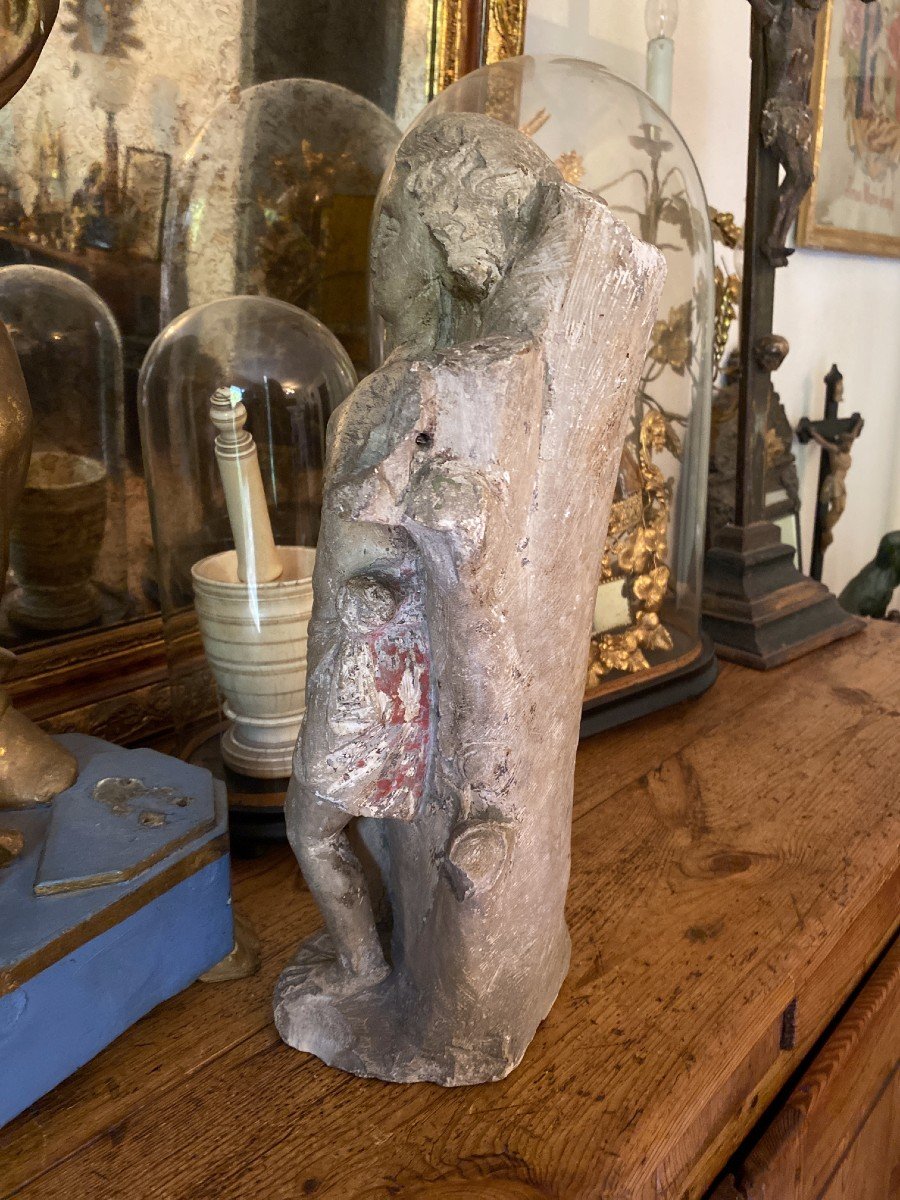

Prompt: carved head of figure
[371,113,561,353]
[754,333,790,374]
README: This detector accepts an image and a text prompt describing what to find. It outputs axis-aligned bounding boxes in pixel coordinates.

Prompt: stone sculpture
[275,113,666,1085]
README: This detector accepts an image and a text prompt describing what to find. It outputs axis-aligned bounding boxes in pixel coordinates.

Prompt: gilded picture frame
[797,0,900,258]
[431,0,526,95]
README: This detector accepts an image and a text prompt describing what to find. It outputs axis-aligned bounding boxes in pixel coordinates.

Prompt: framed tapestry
[798,0,900,258]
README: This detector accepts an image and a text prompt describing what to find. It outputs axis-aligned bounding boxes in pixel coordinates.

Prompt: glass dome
[406,55,715,724]
[0,264,126,642]
[138,294,356,837]
[161,78,400,375]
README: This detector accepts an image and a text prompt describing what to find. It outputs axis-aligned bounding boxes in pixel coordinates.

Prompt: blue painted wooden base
[0,736,232,1127]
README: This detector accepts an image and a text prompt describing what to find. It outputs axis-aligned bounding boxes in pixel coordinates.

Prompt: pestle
[209,386,282,585]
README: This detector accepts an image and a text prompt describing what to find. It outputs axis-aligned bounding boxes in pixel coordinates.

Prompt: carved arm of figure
[806,414,864,460]
[746,0,777,26]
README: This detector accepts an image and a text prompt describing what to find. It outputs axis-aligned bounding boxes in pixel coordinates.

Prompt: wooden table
[2,623,898,1199]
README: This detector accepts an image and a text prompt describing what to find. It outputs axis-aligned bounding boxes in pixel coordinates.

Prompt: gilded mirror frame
[8,0,527,745]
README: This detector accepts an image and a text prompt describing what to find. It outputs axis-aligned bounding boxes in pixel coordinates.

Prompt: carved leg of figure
[767,136,814,266]
[275,784,399,1071]
[285,781,389,987]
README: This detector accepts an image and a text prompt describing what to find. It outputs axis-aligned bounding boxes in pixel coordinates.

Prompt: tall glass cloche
[161,78,400,376]
[0,264,127,642]
[405,55,717,728]
[138,294,356,841]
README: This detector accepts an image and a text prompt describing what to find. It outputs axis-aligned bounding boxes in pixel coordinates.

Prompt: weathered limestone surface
[275,113,666,1084]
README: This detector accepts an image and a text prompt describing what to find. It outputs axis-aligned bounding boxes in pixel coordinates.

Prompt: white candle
[645,0,679,116]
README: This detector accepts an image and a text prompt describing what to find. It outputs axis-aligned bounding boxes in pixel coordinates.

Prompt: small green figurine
[838,532,900,619]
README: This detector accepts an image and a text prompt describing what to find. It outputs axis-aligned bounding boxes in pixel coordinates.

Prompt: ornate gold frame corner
[431,0,527,97]
[797,0,900,260]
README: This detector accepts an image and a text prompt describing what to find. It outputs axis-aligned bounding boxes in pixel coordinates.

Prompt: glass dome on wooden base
[161,78,399,377]
[0,265,126,645]
[412,55,718,731]
[138,295,355,840]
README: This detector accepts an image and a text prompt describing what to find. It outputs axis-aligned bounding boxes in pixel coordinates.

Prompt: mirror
[0,0,440,653]
[0,0,525,738]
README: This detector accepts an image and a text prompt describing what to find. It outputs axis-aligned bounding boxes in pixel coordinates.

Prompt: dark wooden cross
[796,365,864,583]
[701,1,872,667]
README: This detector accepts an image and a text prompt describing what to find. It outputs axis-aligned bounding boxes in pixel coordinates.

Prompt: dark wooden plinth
[703,521,863,669]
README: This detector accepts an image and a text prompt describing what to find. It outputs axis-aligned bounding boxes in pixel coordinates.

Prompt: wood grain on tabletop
[1,621,898,1200]
[736,936,900,1199]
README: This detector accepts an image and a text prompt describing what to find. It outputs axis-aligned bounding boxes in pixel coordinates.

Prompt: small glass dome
[0,264,126,642]
[405,55,716,725]
[161,78,400,375]
[138,294,356,837]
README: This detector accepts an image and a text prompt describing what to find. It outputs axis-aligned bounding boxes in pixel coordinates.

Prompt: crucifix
[702,0,871,668]
[797,364,864,583]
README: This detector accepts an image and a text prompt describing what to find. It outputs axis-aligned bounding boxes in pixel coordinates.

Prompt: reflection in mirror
[249,0,434,130]
[0,264,128,645]
[0,0,58,108]
[0,0,440,656]
[162,79,400,375]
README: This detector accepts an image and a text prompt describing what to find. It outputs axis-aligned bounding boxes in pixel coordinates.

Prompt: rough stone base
[274,928,570,1087]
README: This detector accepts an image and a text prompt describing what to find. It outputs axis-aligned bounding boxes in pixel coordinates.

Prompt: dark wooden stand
[3,623,897,1198]
[702,12,862,669]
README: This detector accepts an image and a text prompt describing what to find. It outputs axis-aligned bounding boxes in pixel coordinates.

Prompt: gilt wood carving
[274,114,665,1085]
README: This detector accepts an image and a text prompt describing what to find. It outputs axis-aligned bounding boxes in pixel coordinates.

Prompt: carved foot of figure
[274,929,395,1077]
[200,906,262,983]
[274,926,569,1086]
[0,692,77,808]
[765,242,794,268]
[276,928,390,1001]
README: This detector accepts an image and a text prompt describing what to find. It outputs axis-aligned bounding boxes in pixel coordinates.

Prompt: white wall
[526,0,900,599]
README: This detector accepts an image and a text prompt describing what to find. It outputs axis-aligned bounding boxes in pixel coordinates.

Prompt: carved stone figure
[274,113,665,1085]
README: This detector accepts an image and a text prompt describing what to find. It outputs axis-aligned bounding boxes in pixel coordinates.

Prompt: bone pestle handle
[210,387,282,584]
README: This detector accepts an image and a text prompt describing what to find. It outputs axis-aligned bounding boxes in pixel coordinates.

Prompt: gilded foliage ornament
[588,411,676,681]
[648,300,692,376]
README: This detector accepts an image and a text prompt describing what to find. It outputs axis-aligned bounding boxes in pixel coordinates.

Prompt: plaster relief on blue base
[0,734,232,1128]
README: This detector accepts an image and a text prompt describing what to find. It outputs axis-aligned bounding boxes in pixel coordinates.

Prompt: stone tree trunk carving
[275,113,666,1085]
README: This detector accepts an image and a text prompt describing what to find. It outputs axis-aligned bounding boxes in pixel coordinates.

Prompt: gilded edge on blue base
[0,734,233,1128]
[0,853,232,1127]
